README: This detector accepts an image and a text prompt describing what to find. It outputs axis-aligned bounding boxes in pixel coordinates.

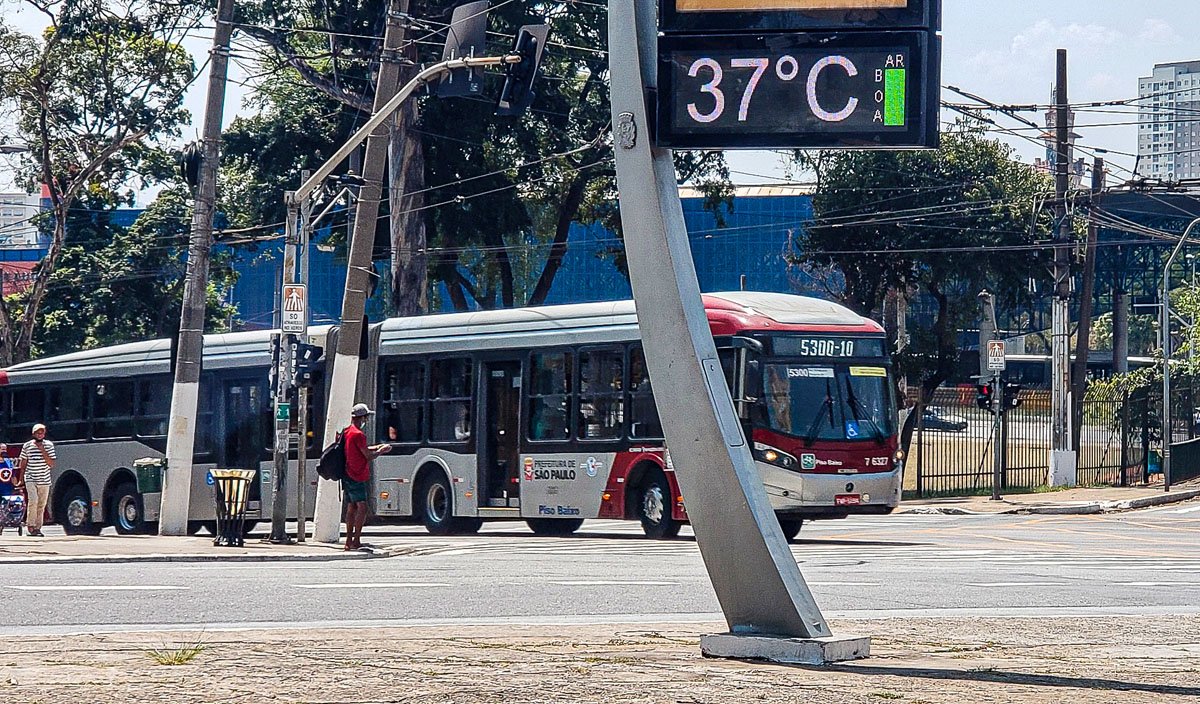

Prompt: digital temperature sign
[660,0,937,34]
[656,31,937,149]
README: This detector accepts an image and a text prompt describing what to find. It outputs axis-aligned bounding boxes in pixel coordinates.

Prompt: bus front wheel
[110,482,154,535]
[637,472,681,540]
[526,518,583,536]
[58,483,101,536]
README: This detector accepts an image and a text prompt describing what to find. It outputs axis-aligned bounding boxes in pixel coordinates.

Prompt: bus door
[220,377,269,500]
[480,360,521,508]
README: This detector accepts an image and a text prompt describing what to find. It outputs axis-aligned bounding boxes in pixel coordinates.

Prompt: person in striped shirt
[17,423,54,537]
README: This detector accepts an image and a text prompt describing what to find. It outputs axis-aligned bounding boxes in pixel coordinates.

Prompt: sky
[2,1,1200,195]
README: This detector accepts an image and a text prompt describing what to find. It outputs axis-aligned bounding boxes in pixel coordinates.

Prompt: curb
[0,549,383,566]
[900,488,1200,516]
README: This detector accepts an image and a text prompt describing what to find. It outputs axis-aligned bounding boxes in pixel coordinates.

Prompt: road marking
[807,582,882,587]
[550,580,680,586]
[293,582,451,589]
[1116,581,1200,587]
[1174,505,1200,514]
[964,581,1068,587]
[6,585,188,591]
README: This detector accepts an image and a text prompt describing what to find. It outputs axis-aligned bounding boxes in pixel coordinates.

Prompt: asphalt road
[2,502,1199,635]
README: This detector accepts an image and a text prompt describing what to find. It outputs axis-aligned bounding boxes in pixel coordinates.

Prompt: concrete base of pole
[1048,450,1078,487]
[700,633,870,665]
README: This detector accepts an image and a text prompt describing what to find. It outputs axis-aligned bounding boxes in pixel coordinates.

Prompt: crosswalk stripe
[6,585,187,591]
[294,582,451,589]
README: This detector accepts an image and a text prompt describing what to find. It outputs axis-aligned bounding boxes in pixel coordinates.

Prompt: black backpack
[316,430,347,482]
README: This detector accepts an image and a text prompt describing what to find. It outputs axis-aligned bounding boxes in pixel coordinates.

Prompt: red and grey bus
[362,291,901,540]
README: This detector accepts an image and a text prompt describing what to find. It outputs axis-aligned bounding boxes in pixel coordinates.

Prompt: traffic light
[975,381,995,413]
[292,342,323,388]
[1003,382,1023,410]
[496,24,550,117]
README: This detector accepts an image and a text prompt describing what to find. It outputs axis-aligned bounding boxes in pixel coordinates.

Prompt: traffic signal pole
[300,52,523,543]
[1049,49,1076,487]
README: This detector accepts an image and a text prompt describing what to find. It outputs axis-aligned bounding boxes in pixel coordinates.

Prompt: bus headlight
[753,445,798,470]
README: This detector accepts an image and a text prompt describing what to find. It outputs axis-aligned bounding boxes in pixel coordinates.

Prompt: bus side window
[381,360,425,443]
[629,346,662,440]
[92,380,135,439]
[11,388,45,433]
[528,351,572,441]
[430,358,471,443]
[135,377,172,437]
[579,349,623,440]
[47,384,89,440]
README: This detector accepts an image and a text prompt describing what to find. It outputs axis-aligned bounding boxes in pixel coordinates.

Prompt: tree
[34,185,238,357]
[233,0,730,313]
[0,0,198,363]
[791,121,1056,395]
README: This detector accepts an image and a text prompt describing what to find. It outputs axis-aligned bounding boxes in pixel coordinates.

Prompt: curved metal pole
[608,0,830,637]
[1160,216,1200,492]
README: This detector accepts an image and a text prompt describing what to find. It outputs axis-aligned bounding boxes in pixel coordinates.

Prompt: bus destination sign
[656,31,937,149]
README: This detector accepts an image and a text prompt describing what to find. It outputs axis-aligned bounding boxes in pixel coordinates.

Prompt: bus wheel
[110,482,151,535]
[778,518,803,542]
[526,518,583,536]
[638,472,681,540]
[418,473,456,536]
[59,484,101,536]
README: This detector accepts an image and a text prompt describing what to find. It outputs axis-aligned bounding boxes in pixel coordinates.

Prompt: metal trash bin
[211,469,257,547]
[133,457,165,493]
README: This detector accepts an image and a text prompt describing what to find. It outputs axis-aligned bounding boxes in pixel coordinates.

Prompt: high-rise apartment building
[1137,60,1200,181]
[0,192,41,247]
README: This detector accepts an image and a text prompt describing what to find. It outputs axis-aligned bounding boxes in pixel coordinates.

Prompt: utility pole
[1049,48,1076,488]
[159,0,235,535]
[312,0,409,543]
[1070,157,1104,454]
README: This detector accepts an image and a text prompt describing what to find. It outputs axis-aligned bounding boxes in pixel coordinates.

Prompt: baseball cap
[351,403,374,418]
[32,423,47,433]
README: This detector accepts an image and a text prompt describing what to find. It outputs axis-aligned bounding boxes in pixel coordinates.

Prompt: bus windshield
[762,363,893,443]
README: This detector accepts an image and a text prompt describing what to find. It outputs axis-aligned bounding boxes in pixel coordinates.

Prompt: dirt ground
[2,615,1198,703]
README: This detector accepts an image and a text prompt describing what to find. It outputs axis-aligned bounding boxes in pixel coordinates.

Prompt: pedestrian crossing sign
[282,284,307,334]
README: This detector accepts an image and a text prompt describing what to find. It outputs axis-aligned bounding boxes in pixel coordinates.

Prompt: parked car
[921,407,968,432]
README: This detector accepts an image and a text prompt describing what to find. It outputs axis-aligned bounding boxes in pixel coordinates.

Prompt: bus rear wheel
[110,481,154,535]
[778,518,803,542]
[637,472,681,540]
[58,483,101,536]
[526,518,583,536]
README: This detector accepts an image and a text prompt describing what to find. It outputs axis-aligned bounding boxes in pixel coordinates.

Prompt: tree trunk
[387,92,427,317]
[528,173,589,306]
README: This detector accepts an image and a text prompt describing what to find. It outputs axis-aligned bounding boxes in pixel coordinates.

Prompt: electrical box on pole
[496,24,551,116]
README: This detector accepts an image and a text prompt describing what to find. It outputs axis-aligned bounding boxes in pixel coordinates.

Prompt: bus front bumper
[757,462,901,515]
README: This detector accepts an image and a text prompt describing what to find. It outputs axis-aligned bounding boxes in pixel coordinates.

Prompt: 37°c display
[656,30,938,149]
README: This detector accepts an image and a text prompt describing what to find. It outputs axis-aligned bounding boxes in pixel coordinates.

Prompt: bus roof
[0,327,332,386]
[376,292,880,356]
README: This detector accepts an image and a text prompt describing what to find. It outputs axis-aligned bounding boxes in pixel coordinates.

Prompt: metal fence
[909,386,1148,496]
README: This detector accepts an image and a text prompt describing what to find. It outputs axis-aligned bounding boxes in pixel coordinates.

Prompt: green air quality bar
[884,68,906,126]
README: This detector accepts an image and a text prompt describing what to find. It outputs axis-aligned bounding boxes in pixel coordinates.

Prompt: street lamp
[1159,216,1200,492]
[0,144,30,155]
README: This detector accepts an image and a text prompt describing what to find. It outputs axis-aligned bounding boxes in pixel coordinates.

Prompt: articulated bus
[0,329,325,534]
[358,291,901,540]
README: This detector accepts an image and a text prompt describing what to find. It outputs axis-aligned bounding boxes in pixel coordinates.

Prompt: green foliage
[0,0,199,363]
[791,121,1056,393]
[34,186,237,357]
[232,0,729,312]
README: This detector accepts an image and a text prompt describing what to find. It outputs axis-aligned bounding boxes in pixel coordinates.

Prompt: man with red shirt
[343,403,392,550]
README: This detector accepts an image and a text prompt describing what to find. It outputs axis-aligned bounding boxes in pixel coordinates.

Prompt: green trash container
[211,469,257,547]
[133,457,165,494]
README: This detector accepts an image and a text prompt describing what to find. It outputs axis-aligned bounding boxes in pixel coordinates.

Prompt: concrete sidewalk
[901,482,1200,515]
[5,615,1198,703]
